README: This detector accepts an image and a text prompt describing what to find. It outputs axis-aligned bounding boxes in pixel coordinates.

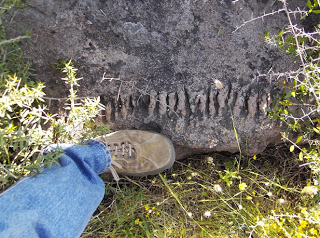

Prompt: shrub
[254,0,320,236]
[0,1,108,188]
[0,60,107,187]
[266,1,320,175]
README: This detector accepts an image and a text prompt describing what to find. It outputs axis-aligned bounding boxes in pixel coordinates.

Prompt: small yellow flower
[300,220,308,229]
[156,211,160,215]
[145,214,149,218]
[145,204,149,211]
[135,218,140,225]
[152,206,155,210]
[309,228,318,235]
[239,182,247,191]
[252,190,256,196]
[270,223,277,230]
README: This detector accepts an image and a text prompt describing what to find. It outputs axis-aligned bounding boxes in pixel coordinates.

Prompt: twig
[233,9,285,33]
[100,72,120,83]
[0,35,30,46]
[0,163,18,180]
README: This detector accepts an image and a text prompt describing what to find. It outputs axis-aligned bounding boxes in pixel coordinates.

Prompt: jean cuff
[87,140,112,175]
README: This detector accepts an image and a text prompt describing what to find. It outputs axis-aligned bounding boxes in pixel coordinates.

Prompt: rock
[9,0,304,159]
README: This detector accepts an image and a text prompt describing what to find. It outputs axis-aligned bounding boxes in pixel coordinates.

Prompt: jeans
[0,140,111,238]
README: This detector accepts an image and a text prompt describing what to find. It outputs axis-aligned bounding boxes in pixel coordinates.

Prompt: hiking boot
[95,130,175,179]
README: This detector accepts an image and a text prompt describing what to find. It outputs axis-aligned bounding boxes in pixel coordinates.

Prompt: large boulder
[11,0,304,159]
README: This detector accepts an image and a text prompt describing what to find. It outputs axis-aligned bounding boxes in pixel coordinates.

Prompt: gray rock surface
[10,0,305,159]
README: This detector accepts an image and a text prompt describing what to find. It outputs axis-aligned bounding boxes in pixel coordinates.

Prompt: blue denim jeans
[0,140,111,238]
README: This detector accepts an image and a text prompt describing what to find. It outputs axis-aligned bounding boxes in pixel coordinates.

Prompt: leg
[0,130,175,238]
[0,140,111,238]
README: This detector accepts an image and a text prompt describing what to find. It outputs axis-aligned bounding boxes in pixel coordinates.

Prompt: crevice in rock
[184,86,192,124]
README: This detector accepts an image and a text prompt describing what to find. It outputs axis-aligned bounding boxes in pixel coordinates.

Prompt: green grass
[82,146,319,238]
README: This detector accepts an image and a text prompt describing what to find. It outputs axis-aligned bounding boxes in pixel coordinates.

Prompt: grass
[81,145,319,237]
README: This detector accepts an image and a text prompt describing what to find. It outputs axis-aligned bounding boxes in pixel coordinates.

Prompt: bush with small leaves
[0,1,108,188]
[266,1,320,176]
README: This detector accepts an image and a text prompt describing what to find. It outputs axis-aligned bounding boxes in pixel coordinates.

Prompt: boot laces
[99,136,134,181]
[107,142,133,159]
[109,160,122,181]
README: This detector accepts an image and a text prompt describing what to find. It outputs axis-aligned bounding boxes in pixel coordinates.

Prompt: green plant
[265,1,320,175]
[51,60,108,144]
[304,0,320,16]
[0,0,47,186]
[0,59,108,187]
[82,146,317,238]
[0,2,108,189]
[0,74,58,184]
[254,0,320,237]
[217,161,239,187]
[0,1,108,186]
